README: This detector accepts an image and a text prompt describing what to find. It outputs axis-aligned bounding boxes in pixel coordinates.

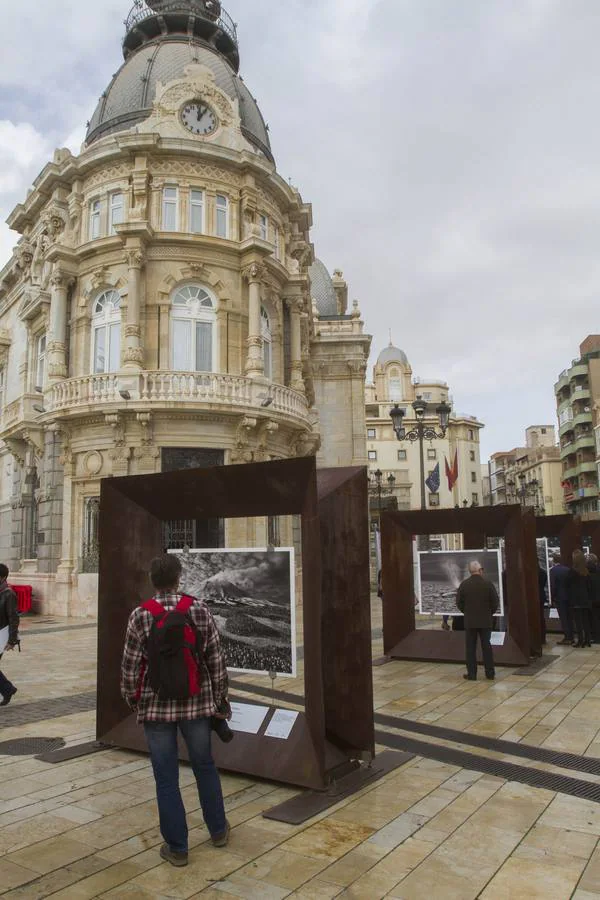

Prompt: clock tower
[0,0,371,616]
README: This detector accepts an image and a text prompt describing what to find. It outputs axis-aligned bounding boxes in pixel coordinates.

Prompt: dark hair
[0,564,8,580]
[149,554,182,589]
[572,549,589,577]
[552,553,561,565]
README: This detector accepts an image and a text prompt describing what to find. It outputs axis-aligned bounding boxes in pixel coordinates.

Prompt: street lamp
[390,396,452,510]
[369,469,396,522]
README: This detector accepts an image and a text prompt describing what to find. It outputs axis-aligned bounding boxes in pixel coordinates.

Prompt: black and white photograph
[500,538,552,602]
[417,549,504,616]
[169,548,296,677]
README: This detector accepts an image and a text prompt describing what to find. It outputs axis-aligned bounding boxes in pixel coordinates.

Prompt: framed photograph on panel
[169,548,296,677]
[417,549,504,617]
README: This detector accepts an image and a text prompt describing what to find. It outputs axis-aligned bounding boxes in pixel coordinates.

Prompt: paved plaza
[2,610,600,898]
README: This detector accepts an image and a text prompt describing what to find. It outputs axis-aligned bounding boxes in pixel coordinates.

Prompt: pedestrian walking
[456,560,500,681]
[121,554,230,867]
[550,553,573,644]
[0,564,19,706]
[568,549,593,648]
[538,563,548,645]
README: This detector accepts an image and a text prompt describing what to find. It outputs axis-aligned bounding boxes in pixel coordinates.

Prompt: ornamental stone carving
[242,263,267,283]
[125,248,145,269]
[83,450,103,477]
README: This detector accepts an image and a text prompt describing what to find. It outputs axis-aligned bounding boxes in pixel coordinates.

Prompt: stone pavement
[3,612,600,897]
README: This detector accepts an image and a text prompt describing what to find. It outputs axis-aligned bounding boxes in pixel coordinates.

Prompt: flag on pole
[445,451,459,490]
[425,462,440,493]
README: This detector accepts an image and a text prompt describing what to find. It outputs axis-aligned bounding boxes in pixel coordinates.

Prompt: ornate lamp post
[369,469,396,523]
[390,397,452,510]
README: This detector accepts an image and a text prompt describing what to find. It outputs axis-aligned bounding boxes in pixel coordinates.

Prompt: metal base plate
[262,749,414,824]
[35,740,109,763]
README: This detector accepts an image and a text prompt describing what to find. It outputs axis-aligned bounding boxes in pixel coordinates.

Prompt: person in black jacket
[587,553,600,643]
[550,554,573,644]
[456,561,500,681]
[567,550,593,648]
[538,564,548,645]
[0,564,19,706]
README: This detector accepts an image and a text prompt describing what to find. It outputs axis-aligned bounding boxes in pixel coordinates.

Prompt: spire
[389,329,393,346]
[124,0,239,70]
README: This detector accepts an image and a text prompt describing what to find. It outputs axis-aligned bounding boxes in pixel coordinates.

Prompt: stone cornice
[7,135,312,236]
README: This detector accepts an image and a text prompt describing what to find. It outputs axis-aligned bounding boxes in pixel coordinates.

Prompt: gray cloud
[2,0,600,456]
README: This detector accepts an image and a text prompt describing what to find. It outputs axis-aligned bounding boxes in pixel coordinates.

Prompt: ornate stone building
[0,0,371,616]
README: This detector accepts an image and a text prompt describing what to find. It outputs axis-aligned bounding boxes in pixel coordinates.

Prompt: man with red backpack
[121,554,230,867]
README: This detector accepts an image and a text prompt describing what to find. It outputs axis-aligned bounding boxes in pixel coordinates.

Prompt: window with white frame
[261,306,272,379]
[259,214,268,241]
[367,428,376,439]
[398,449,407,461]
[427,449,437,460]
[189,189,204,234]
[35,333,46,390]
[162,186,178,231]
[273,224,280,260]
[429,493,440,507]
[92,290,121,373]
[368,450,377,461]
[171,285,215,372]
[89,199,101,240]
[109,192,124,235]
[389,376,402,401]
[216,194,228,238]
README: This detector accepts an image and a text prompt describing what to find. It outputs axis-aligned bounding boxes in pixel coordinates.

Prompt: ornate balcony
[45,372,310,423]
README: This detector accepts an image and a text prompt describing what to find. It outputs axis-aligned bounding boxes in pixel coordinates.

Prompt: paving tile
[480,856,587,899]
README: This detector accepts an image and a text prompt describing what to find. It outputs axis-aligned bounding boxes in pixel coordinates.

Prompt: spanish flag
[445,451,459,490]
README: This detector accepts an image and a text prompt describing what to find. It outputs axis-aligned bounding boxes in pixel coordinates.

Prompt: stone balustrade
[45,371,309,421]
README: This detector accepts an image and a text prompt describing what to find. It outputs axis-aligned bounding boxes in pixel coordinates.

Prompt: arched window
[389,366,402,402]
[261,306,272,379]
[92,290,121,373]
[171,285,216,372]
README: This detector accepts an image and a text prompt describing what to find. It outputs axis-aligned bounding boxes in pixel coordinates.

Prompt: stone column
[288,297,305,393]
[242,263,265,379]
[47,265,71,381]
[123,246,145,370]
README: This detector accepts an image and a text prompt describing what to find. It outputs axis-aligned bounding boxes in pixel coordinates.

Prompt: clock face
[181,102,218,136]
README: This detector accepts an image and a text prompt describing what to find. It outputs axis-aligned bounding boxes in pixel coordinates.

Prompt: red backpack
[140,595,203,701]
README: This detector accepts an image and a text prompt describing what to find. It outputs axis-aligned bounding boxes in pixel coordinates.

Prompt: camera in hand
[212,699,234,743]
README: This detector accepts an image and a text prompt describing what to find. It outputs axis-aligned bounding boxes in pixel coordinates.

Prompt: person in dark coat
[538,564,548,645]
[0,564,19,706]
[550,553,573,644]
[586,553,600,643]
[567,549,593,648]
[456,561,500,681]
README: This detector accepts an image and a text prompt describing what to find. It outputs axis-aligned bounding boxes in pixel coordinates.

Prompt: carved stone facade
[0,2,371,616]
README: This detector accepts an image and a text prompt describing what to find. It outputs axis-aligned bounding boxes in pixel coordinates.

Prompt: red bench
[9,585,33,614]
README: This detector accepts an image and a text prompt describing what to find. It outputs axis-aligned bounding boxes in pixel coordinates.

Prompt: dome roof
[377,343,409,367]
[309,259,337,316]
[86,38,273,160]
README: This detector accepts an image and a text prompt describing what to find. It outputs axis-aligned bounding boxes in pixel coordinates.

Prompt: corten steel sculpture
[381,505,538,666]
[96,457,374,791]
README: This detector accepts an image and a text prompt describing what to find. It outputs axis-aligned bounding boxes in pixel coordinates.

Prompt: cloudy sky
[1,0,599,457]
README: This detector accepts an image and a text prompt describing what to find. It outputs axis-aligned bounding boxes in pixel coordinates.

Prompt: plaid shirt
[120,592,228,723]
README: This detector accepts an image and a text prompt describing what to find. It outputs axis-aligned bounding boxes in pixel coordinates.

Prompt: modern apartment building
[489,426,563,516]
[555,336,600,517]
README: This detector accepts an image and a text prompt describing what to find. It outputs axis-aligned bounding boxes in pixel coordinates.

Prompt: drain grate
[230,679,600,780]
[375,730,600,803]
[0,737,66,756]
[375,712,600,777]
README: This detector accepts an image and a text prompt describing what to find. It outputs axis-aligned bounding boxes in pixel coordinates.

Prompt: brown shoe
[211,821,230,847]
[159,843,188,867]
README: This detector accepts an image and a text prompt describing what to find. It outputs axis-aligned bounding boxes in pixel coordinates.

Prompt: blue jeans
[143,718,226,853]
